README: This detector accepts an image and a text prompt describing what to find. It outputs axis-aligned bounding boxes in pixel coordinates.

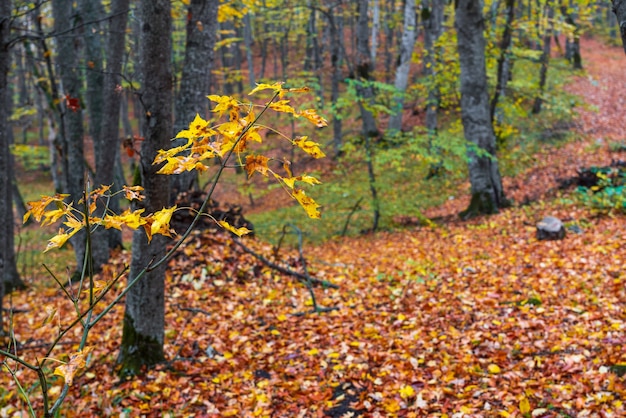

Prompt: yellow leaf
[207,95,240,118]
[269,100,296,115]
[519,397,531,414]
[53,347,94,386]
[488,364,501,374]
[103,208,146,230]
[294,136,325,159]
[122,185,144,201]
[399,384,415,399]
[45,231,71,252]
[296,108,328,127]
[38,306,56,328]
[248,82,284,96]
[292,188,321,219]
[245,155,270,178]
[152,206,176,236]
[218,220,252,237]
[181,0,190,4]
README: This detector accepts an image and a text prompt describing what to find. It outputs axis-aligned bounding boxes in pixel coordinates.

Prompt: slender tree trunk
[243,11,255,87]
[383,0,395,82]
[117,0,172,376]
[455,0,507,219]
[52,0,87,274]
[387,0,417,133]
[171,0,218,200]
[491,0,516,121]
[613,0,626,54]
[355,0,378,137]
[323,3,345,157]
[532,0,554,114]
[423,0,445,134]
[91,0,130,270]
[561,0,582,68]
[370,0,380,67]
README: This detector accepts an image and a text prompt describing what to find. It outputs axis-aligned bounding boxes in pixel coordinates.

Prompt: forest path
[425,36,626,219]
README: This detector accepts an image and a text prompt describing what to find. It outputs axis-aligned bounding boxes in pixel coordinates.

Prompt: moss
[459,191,499,220]
[117,313,164,378]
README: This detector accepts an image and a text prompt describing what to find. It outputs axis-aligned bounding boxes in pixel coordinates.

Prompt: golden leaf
[296,108,328,127]
[399,384,415,399]
[53,347,94,386]
[248,82,284,96]
[519,397,530,414]
[218,220,252,237]
[294,136,325,159]
[292,188,321,219]
[245,154,270,178]
[149,206,177,240]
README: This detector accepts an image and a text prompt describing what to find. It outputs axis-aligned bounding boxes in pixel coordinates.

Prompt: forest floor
[2,38,626,417]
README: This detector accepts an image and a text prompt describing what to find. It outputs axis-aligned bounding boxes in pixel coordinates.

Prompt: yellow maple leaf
[53,347,94,386]
[148,206,177,241]
[45,230,74,252]
[245,154,270,178]
[122,185,144,201]
[248,82,284,96]
[23,194,70,224]
[269,100,296,115]
[292,188,321,219]
[218,220,252,237]
[296,108,328,127]
[207,95,240,118]
[103,208,146,230]
[294,136,326,159]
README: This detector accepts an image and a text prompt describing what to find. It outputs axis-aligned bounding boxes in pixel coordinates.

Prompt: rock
[536,216,566,241]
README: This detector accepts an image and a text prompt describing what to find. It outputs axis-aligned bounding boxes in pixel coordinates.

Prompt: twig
[231,238,339,289]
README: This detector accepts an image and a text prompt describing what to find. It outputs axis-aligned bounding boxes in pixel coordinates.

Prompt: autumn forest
[1,0,626,416]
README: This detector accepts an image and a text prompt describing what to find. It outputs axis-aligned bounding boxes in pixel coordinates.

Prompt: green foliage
[11,144,48,171]
[577,169,626,214]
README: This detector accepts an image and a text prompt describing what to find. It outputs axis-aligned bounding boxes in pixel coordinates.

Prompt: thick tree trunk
[455,0,507,219]
[1,0,12,329]
[91,0,130,270]
[117,0,172,376]
[243,12,255,87]
[611,0,626,54]
[325,4,345,157]
[171,0,218,200]
[387,0,417,133]
[52,0,87,274]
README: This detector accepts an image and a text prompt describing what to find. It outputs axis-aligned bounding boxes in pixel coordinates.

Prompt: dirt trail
[425,36,626,219]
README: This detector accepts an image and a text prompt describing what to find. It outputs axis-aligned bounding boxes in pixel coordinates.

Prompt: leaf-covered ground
[2,38,626,417]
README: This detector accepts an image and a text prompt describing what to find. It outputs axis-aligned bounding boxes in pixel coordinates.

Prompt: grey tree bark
[423,0,445,135]
[91,0,130,270]
[490,0,515,122]
[243,11,255,87]
[532,0,554,114]
[387,0,418,133]
[322,4,345,157]
[355,0,378,138]
[370,0,380,66]
[117,0,172,376]
[455,0,507,219]
[613,0,626,54]
[561,0,582,69]
[52,0,87,274]
[1,0,15,330]
[171,0,218,200]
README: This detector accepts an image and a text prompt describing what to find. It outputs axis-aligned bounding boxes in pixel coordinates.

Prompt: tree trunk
[117,0,172,376]
[171,0,218,201]
[490,0,516,122]
[387,0,417,133]
[370,0,380,67]
[1,0,15,329]
[324,4,345,157]
[91,0,130,270]
[611,0,626,54]
[382,0,395,83]
[455,0,507,219]
[52,0,87,274]
[355,0,378,138]
[243,11,255,87]
[561,0,582,68]
[532,0,554,114]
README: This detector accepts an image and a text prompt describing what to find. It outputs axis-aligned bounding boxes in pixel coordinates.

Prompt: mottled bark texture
[423,0,445,135]
[532,0,554,114]
[91,0,130,270]
[355,0,378,138]
[52,0,87,273]
[455,0,507,219]
[612,0,626,54]
[171,0,218,200]
[387,0,417,133]
[490,0,515,122]
[117,0,172,376]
